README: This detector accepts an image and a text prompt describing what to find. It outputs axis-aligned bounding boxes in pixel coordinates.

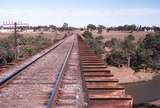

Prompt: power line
[3,21,29,61]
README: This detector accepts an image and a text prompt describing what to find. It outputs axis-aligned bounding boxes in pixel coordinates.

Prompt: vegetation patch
[82,31,105,55]
[0,34,52,66]
[83,30,160,72]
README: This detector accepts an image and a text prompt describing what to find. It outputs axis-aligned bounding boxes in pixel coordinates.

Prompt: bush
[0,34,52,66]
[3,50,15,63]
[106,49,126,67]
[18,35,51,57]
[0,36,15,65]
[105,33,160,71]
[19,45,36,58]
[105,38,120,48]
[139,33,160,69]
[82,31,93,40]
[82,31,105,54]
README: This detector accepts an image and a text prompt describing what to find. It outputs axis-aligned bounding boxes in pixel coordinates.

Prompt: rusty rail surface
[46,37,75,108]
[0,39,65,87]
[78,35,133,108]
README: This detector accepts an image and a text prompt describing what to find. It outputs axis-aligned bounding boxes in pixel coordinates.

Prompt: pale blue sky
[0,0,160,27]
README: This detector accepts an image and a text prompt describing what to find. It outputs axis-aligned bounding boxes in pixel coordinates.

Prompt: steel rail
[46,36,75,108]
[0,39,65,87]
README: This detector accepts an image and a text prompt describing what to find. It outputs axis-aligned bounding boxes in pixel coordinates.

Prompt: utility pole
[14,22,18,61]
[3,21,29,61]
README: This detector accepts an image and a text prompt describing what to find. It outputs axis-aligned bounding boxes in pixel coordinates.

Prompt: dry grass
[0,31,67,40]
[92,30,152,41]
[0,32,12,39]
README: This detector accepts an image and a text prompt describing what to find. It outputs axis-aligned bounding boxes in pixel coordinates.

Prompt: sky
[0,0,160,27]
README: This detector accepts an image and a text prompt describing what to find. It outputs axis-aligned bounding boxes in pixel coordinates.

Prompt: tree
[62,22,68,30]
[121,35,136,67]
[106,35,136,68]
[98,25,106,29]
[49,25,56,29]
[132,47,153,70]
[105,32,160,71]
[82,31,93,40]
[87,24,96,31]
[141,33,160,69]
[97,25,106,34]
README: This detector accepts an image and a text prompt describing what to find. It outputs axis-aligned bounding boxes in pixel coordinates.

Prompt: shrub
[105,33,160,71]
[18,35,51,57]
[82,31,93,40]
[106,49,126,67]
[0,36,15,65]
[0,34,52,66]
[19,45,36,58]
[82,31,105,55]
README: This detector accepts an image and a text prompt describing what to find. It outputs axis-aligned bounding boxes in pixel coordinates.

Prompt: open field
[92,30,153,41]
[0,31,67,40]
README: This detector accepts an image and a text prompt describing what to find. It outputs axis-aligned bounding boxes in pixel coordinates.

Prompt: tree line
[86,24,160,33]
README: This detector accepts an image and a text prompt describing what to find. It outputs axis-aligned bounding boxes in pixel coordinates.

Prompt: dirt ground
[108,66,157,84]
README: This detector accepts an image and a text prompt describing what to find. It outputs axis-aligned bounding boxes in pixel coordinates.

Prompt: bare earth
[108,66,157,84]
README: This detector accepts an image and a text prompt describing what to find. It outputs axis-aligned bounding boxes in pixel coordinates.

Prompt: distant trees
[97,25,106,34]
[62,23,68,28]
[86,24,107,33]
[106,24,160,32]
[87,24,96,31]
[49,25,57,29]
[107,24,137,31]
[61,23,69,30]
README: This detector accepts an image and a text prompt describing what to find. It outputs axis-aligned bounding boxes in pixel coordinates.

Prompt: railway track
[0,35,75,108]
[51,36,85,108]
[0,39,65,86]
[78,36,133,108]
[0,34,133,108]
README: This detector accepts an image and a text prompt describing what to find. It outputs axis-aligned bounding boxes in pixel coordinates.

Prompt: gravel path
[0,35,74,108]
